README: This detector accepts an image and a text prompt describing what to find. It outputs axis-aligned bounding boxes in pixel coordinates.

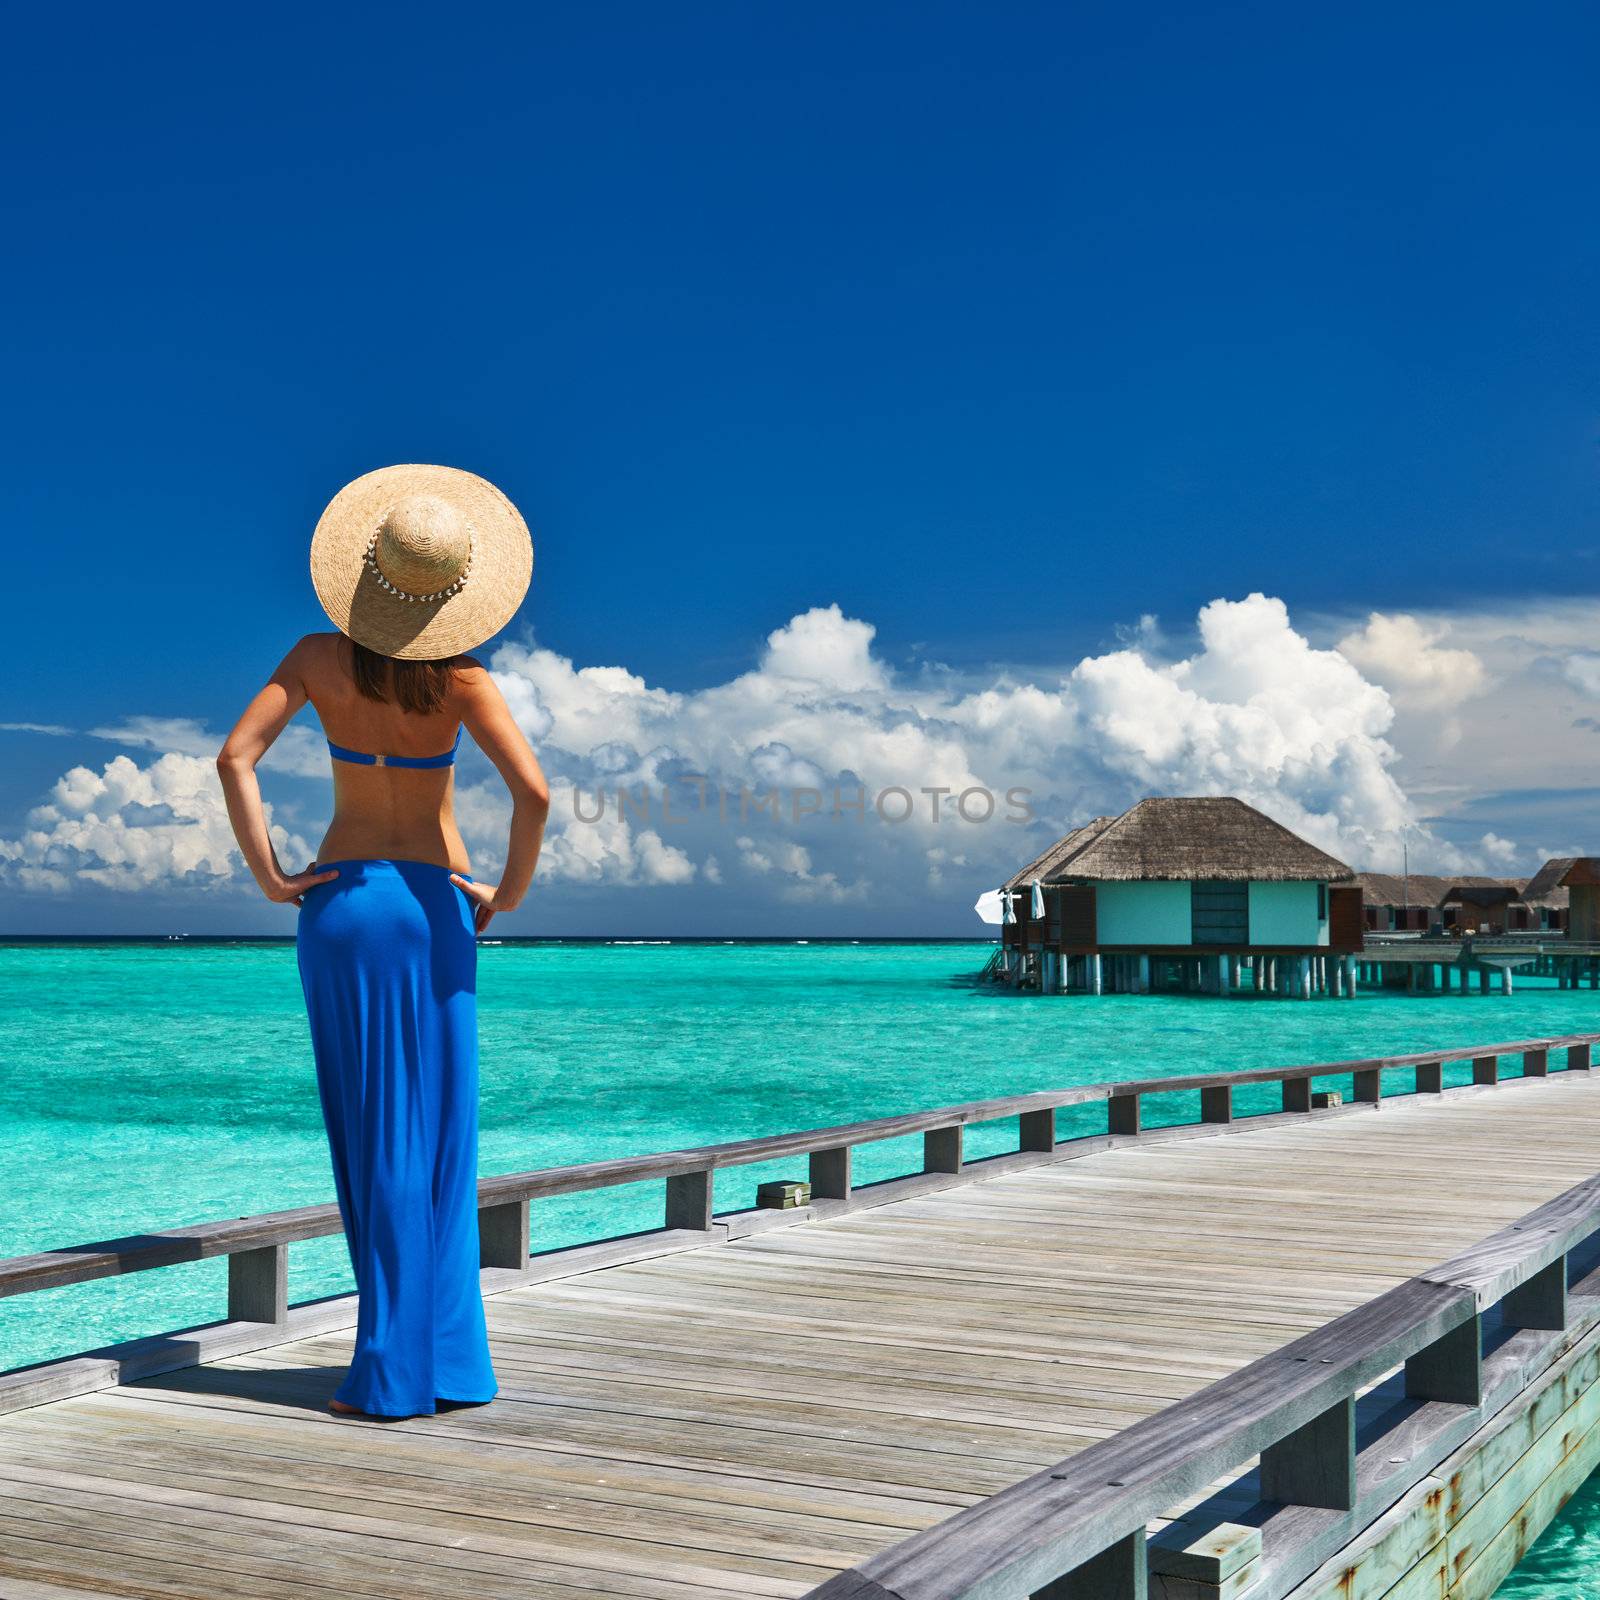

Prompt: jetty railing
[3,1032,1598,1419]
[803,1164,1600,1600]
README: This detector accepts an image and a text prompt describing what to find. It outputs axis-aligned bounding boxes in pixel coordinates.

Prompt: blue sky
[3,3,1597,934]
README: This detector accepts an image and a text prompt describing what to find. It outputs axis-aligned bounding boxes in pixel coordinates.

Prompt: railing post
[1200,1085,1233,1124]
[1020,1108,1057,1153]
[1259,1395,1355,1510]
[665,1169,715,1231]
[478,1198,530,1270]
[1472,1055,1499,1087]
[925,1125,964,1174]
[1109,1093,1141,1137]
[1353,1068,1382,1104]
[1416,1060,1444,1093]
[810,1145,852,1202]
[1503,1256,1567,1330]
[1031,1530,1148,1599]
[1569,1043,1593,1072]
[1405,1313,1482,1405]
[227,1244,288,1326]
[1283,1077,1312,1113]
[1523,1048,1549,1078]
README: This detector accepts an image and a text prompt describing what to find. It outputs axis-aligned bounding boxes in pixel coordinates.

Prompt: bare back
[218,627,546,919]
[302,633,475,872]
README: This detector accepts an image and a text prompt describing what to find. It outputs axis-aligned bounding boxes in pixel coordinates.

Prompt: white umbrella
[1031,878,1046,919]
[974,889,1005,926]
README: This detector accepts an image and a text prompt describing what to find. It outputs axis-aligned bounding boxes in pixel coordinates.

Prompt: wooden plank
[1033,1529,1146,1599]
[226,1245,288,1326]
[1403,1314,1481,1405]
[923,1128,963,1176]
[1501,1256,1567,1331]
[1019,1110,1056,1153]
[809,1147,852,1202]
[665,1172,715,1233]
[478,1199,530,1271]
[5,1055,1600,1600]
[1420,1171,1600,1305]
[1259,1398,1355,1511]
[1109,1095,1141,1138]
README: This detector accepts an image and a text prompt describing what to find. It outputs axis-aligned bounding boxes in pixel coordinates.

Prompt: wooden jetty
[1360,934,1600,995]
[5,1032,1600,1599]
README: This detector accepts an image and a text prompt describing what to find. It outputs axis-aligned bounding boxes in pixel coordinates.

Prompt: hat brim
[310,464,533,660]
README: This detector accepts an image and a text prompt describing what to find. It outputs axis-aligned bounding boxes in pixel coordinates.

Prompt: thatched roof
[1028,797,1354,884]
[1353,871,1529,909]
[1440,882,1524,908]
[1003,816,1116,891]
[1352,872,1455,908]
[1560,858,1600,890]
[1524,857,1579,907]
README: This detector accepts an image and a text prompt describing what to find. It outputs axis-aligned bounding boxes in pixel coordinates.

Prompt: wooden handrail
[804,1171,1600,1600]
[3,1031,1597,1304]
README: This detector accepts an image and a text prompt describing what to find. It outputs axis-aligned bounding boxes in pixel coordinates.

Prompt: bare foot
[328,1398,362,1415]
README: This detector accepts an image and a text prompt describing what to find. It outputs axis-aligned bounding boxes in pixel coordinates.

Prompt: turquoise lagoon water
[1497,1467,1600,1598]
[2,939,1596,1593]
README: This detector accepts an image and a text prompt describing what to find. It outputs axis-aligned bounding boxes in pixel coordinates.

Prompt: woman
[216,463,550,1420]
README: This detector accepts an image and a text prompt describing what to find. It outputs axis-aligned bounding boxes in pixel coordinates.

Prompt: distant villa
[991,796,1362,998]
[1354,859,1579,935]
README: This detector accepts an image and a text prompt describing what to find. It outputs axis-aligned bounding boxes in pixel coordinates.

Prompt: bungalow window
[1316,883,1327,920]
[1191,880,1248,946]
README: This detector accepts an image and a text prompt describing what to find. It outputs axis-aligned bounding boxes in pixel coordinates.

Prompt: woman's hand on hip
[450,874,513,933]
[267,864,340,906]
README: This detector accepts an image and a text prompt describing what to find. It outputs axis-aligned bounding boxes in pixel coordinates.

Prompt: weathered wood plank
[5,1050,1600,1600]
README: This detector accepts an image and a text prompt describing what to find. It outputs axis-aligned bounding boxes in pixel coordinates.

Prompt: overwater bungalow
[1355,865,1571,935]
[1434,863,1568,934]
[994,796,1363,998]
[1518,857,1576,932]
[1553,858,1599,941]
[1354,872,1462,933]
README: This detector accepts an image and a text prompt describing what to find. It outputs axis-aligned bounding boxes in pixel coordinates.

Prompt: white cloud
[1314,598,1600,835]
[1563,653,1600,698]
[10,590,1585,902]
[478,591,1528,881]
[735,834,867,903]
[761,604,888,693]
[1478,832,1520,866]
[88,715,217,757]
[1336,613,1489,712]
[0,752,311,893]
[533,785,696,885]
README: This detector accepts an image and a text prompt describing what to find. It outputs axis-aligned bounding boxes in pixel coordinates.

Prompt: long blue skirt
[296,857,498,1417]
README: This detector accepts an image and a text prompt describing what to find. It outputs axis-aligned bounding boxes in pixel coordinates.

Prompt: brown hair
[348,639,456,715]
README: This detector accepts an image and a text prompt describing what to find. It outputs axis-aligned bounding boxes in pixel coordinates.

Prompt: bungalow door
[1328,885,1364,950]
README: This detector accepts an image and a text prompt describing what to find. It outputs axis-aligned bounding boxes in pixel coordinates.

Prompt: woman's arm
[216,638,340,904]
[449,659,551,931]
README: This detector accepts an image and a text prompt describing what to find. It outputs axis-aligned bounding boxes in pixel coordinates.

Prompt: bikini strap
[326,726,462,769]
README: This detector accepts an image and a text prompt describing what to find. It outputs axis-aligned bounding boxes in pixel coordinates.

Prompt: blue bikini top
[326,727,463,769]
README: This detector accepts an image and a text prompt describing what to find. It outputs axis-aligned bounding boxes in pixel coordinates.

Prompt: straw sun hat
[309,464,533,660]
